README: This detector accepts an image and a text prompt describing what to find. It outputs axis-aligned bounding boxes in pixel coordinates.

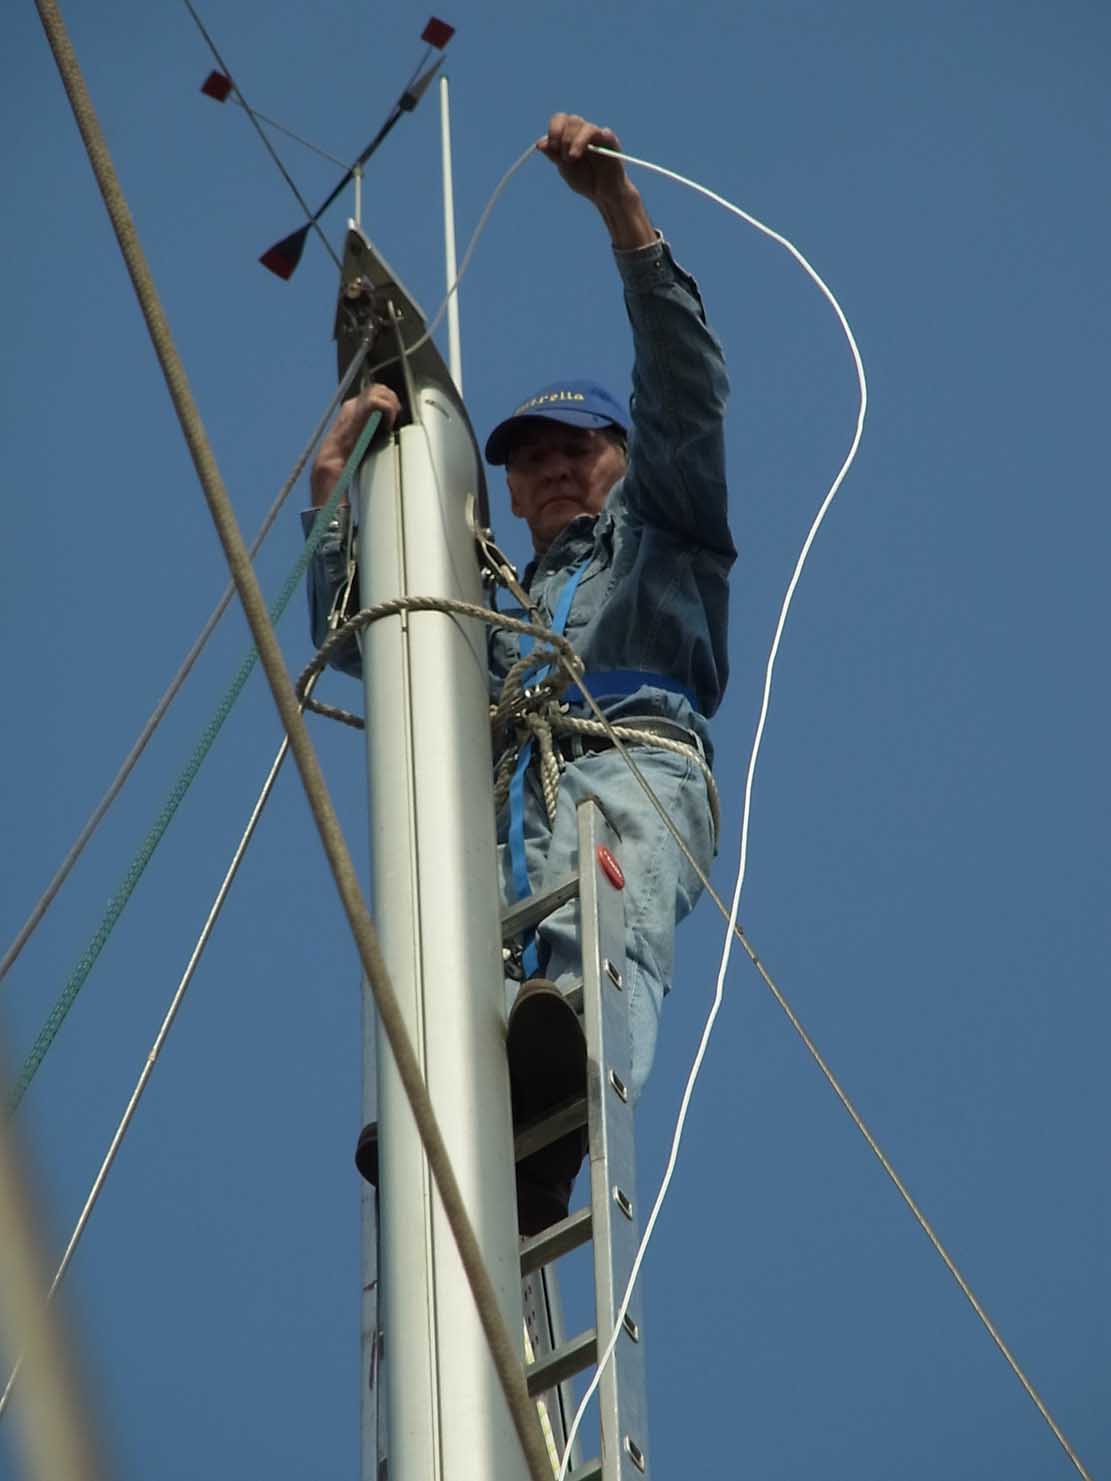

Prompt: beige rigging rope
[32,5,551,1474]
[0,1054,105,1481]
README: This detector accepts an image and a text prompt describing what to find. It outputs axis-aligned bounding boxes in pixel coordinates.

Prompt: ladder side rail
[577,799,650,1480]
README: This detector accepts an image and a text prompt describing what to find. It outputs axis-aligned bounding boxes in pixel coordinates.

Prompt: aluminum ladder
[366,795,649,1480]
[506,796,650,1481]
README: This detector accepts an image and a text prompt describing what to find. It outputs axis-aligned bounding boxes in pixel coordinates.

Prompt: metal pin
[614,1187,634,1221]
[604,958,623,990]
[608,1068,629,1103]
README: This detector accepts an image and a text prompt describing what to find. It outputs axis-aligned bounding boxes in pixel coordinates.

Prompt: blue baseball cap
[484,379,628,466]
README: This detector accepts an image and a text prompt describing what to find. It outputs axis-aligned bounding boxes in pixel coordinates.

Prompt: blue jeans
[499,742,715,1103]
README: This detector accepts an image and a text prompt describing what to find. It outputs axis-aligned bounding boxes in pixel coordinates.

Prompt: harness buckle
[503,942,527,982]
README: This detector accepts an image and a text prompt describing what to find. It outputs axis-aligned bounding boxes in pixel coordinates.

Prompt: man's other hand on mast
[310,383,401,507]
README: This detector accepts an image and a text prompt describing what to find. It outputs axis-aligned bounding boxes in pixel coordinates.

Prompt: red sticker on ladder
[597,846,625,890]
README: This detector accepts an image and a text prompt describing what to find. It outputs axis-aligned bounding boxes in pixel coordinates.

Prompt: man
[307,114,735,1233]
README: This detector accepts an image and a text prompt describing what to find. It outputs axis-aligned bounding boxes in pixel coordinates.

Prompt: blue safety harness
[504,561,698,977]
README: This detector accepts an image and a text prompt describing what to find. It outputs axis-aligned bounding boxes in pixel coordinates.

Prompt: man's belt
[555,715,705,763]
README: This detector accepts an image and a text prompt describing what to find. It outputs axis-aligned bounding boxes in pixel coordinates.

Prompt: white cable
[556,145,868,1480]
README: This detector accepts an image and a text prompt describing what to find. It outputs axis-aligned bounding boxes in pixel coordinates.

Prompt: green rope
[8,412,382,1112]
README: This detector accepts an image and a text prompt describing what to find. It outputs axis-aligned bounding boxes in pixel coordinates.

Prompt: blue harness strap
[507,560,589,977]
[515,557,585,675]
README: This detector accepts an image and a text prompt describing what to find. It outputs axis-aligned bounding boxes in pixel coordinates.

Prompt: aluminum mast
[333,226,529,1481]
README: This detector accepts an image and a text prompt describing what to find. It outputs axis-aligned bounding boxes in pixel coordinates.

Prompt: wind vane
[197,16,455,280]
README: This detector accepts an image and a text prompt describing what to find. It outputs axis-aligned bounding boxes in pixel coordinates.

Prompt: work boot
[353,981,589,1236]
[508,979,588,1237]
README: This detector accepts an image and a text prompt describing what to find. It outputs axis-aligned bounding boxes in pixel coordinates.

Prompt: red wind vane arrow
[259,226,310,282]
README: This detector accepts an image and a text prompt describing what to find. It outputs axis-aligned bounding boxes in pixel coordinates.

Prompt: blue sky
[2,2,1108,1478]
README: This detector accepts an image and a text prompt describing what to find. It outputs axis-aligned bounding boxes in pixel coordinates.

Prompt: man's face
[505,421,626,554]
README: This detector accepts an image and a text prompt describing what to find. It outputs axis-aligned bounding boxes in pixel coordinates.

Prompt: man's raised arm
[540,115,733,556]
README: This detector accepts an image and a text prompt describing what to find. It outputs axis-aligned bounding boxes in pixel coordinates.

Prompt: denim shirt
[302,235,735,764]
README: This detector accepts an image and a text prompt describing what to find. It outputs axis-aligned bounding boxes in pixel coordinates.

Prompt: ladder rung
[566,1462,602,1481]
[500,871,580,941]
[514,1094,587,1162]
[526,1327,597,1396]
[519,1206,593,1275]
